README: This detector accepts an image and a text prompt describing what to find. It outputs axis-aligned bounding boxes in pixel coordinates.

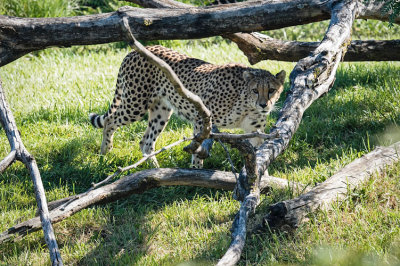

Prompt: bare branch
[90,137,192,190]
[0,150,16,173]
[226,32,400,64]
[0,78,63,265]
[1,168,301,243]
[217,192,258,266]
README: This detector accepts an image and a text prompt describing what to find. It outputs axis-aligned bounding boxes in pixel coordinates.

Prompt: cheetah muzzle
[89,45,285,168]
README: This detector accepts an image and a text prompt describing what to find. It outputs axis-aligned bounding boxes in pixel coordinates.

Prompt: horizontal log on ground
[0,168,302,243]
[265,142,400,228]
[0,0,398,66]
[228,33,400,63]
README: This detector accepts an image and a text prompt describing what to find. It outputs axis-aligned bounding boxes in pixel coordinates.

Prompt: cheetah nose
[259,103,267,109]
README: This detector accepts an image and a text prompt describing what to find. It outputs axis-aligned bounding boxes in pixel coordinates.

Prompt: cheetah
[89,45,285,168]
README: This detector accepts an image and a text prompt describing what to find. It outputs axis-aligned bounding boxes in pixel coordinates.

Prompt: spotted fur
[89,45,285,168]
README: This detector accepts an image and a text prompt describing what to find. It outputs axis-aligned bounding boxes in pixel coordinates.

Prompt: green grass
[1,28,400,265]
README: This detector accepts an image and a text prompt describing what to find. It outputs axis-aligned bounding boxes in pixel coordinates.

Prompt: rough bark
[0,168,299,243]
[265,142,400,228]
[255,0,357,180]
[0,79,63,265]
[1,0,398,67]
[227,32,400,64]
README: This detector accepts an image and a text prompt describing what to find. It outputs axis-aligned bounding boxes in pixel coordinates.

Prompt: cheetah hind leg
[140,100,172,168]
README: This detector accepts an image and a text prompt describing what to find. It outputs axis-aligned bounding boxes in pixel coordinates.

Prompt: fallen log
[227,32,400,64]
[0,0,398,67]
[265,142,400,228]
[0,168,302,243]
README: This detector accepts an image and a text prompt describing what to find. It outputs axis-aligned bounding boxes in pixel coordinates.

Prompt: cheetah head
[243,69,286,113]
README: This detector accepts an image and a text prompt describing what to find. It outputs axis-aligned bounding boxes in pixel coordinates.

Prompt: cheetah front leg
[140,100,172,168]
[190,122,204,169]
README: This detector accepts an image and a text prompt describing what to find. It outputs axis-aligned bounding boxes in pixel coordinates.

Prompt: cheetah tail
[89,113,105,128]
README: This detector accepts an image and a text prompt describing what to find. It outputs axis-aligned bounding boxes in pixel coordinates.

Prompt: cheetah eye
[268,89,276,97]
[252,89,258,94]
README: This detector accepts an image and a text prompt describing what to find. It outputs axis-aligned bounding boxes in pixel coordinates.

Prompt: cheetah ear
[276,70,286,84]
[243,71,254,82]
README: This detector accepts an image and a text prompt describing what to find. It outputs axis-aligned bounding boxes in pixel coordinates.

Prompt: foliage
[376,0,400,26]
[0,0,79,18]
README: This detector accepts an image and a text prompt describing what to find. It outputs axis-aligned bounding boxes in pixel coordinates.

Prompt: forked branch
[0,79,63,265]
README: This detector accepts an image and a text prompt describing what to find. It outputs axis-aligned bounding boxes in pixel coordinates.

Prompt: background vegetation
[0,0,399,265]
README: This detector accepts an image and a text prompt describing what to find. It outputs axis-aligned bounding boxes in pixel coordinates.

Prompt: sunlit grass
[0,38,399,265]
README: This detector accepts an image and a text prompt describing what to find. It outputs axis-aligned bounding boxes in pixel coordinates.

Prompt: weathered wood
[0,150,16,173]
[217,192,258,266]
[0,168,301,243]
[265,142,400,228]
[0,79,63,265]
[1,0,398,67]
[255,0,357,180]
[227,32,400,64]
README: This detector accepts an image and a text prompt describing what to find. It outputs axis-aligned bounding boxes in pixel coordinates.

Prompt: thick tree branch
[226,32,400,64]
[1,0,398,67]
[0,168,300,243]
[0,79,63,265]
[255,0,357,180]
[265,142,400,228]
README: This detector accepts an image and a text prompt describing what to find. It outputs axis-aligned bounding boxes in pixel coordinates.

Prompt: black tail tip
[89,113,103,128]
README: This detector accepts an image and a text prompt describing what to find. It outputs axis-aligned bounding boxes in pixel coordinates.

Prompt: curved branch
[120,16,212,154]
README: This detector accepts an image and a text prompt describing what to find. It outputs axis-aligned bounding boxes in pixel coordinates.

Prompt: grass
[0,19,400,265]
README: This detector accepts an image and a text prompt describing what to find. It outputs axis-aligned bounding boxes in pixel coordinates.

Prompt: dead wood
[264,142,400,228]
[226,32,400,64]
[1,0,399,67]
[1,168,301,243]
[0,79,63,265]
[255,0,357,180]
